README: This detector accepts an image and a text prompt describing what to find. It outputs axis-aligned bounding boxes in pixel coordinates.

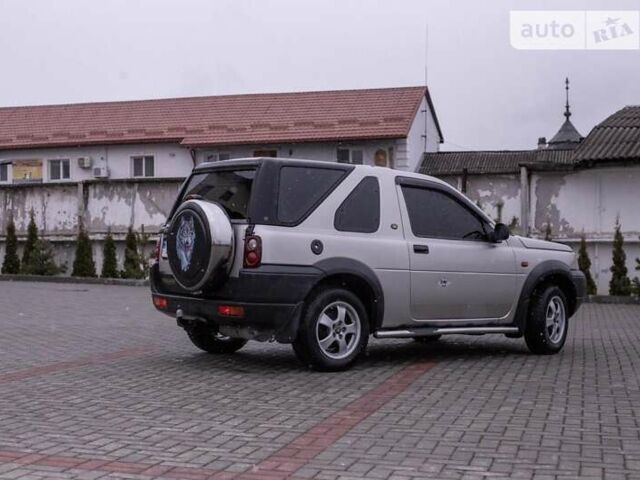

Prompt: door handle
[413,244,429,254]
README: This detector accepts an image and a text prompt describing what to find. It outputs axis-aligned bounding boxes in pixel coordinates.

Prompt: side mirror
[490,223,510,243]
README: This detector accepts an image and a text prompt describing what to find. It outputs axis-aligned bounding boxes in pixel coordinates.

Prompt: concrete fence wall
[0,178,183,274]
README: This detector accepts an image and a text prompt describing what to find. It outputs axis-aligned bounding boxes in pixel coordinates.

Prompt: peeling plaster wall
[531,167,640,237]
[0,179,181,274]
[466,175,521,225]
[438,174,522,227]
[530,166,640,293]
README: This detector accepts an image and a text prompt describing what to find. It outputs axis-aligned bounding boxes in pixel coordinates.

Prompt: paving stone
[0,282,639,479]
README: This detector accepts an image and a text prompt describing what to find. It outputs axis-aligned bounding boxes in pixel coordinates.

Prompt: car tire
[413,335,441,343]
[524,285,569,355]
[292,288,369,371]
[187,326,247,354]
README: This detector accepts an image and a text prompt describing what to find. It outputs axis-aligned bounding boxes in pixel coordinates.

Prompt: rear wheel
[293,288,369,371]
[187,326,247,354]
[524,285,569,354]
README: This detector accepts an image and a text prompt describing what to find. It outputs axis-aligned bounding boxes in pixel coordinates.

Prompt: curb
[586,295,640,305]
[0,274,149,287]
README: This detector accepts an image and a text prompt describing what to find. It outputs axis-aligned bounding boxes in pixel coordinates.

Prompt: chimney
[537,137,547,149]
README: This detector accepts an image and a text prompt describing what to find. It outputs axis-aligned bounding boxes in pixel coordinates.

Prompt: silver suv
[151,158,586,371]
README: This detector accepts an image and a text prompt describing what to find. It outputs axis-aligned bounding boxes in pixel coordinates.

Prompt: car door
[397,178,518,322]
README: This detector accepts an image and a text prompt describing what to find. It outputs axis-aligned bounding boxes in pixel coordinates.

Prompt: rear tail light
[243,235,262,268]
[217,305,245,317]
[152,296,168,309]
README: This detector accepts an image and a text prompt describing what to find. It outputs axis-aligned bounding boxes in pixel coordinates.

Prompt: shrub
[121,226,144,279]
[508,216,519,235]
[21,209,38,270]
[101,229,118,278]
[544,222,553,241]
[71,221,96,277]
[609,216,631,296]
[633,256,640,296]
[577,233,597,295]
[1,215,20,274]
[22,239,62,276]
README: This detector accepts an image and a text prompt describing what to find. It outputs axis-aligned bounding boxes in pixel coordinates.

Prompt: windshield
[177,168,256,220]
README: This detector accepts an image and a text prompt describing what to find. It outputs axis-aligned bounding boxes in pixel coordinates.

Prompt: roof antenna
[424,23,429,87]
[564,77,571,120]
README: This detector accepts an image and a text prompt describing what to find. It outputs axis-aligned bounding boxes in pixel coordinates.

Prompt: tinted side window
[334,177,380,233]
[401,186,486,240]
[277,166,346,224]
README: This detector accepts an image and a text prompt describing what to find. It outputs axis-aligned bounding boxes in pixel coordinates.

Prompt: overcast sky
[1,0,639,151]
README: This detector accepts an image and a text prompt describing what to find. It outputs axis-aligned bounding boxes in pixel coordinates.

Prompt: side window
[401,185,486,240]
[334,177,380,233]
[277,166,346,224]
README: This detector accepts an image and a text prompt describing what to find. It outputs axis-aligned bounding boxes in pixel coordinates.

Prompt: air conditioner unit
[92,167,109,178]
[77,156,93,169]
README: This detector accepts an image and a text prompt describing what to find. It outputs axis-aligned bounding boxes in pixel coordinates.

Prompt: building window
[49,159,70,181]
[253,149,278,158]
[336,148,364,165]
[0,163,8,182]
[205,153,231,162]
[132,155,155,177]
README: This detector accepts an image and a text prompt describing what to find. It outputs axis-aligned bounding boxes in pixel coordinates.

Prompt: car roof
[193,157,448,185]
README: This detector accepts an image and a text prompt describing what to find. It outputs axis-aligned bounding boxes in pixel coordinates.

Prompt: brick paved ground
[0,281,639,480]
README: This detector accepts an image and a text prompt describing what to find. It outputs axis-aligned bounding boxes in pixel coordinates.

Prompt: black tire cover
[166,204,212,289]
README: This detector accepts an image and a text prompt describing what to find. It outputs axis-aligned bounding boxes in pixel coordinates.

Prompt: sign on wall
[12,159,43,184]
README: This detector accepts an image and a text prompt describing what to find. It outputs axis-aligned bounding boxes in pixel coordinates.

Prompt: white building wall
[0,143,193,183]
[404,97,441,172]
[195,140,399,167]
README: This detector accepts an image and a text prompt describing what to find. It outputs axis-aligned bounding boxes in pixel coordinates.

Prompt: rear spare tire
[166,200,234,291]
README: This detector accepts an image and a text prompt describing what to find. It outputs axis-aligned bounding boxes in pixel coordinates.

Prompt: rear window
[277,166,346,224]
[179,169,256,219]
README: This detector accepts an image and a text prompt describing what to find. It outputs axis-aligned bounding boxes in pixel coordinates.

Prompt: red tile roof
[0,86,441,150]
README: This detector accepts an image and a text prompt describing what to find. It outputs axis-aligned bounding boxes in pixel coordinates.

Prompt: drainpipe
[520,165,530,236]
[461,168,468,194]
[189,148,197,167]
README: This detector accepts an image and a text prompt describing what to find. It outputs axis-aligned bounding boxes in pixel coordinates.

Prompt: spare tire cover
[166,200,234,291]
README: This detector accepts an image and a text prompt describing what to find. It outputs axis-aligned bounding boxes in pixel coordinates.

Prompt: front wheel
[187,326,247,354]
[293,288,369,371]
[524,286,569,354]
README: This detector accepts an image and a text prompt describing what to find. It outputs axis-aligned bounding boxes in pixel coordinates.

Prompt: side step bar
[374,326,520,339]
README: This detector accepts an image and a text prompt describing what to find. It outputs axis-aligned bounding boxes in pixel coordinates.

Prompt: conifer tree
[577,233,597,295]
[101,229,118,278]
[1,214,20,274]
[609,216,631,296]
[22,239,61,276]
[21,209,38,270]
[71,220,96,277]
[121,226,144,279]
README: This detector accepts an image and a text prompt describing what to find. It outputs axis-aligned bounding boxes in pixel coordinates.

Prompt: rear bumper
[572,270,587,311]
[150,264,321,342]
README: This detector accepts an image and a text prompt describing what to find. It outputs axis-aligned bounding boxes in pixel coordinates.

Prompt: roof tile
[0,86,436,150]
